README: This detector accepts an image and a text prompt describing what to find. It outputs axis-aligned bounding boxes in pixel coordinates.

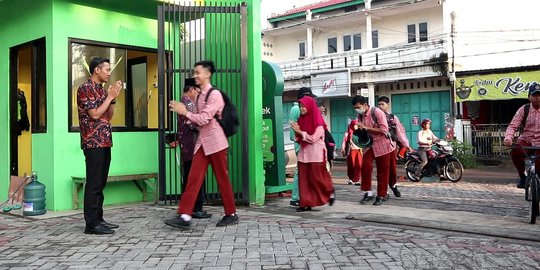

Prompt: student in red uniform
[342,120,362,186]
[165,60,238,230]
[352,96,395,206]
[290,96,335,212]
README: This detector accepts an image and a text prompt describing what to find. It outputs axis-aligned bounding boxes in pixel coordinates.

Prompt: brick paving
[1,162,540,269]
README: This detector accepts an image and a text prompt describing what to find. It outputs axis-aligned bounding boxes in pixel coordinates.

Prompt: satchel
[344,141,351,157]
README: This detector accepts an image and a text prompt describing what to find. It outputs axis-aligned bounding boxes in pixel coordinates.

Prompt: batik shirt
[77,79,113,150]
[177,95,197,162]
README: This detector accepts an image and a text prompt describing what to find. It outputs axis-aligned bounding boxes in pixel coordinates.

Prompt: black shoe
[84,224,115,235]
[164,216,192,230]
[517,177,526,189]
[373,196,385,206]
[295,206,312,212]
[216,214,239,227]
[289,200,299,207]
[359,193,374,204]
[192,211,212,219]
[382,194,390,201]
[100,221,119,229]
[390,186,401,197]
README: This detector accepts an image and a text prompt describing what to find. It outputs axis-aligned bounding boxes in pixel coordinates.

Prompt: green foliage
[449,139,478,168]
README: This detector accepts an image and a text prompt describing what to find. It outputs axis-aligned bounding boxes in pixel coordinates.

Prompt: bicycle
[512,144,540,224]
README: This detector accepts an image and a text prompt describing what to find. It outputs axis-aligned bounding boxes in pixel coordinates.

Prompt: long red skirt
[298,162,334,208]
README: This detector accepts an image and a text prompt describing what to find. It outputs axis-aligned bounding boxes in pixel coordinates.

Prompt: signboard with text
[456,70,540,101]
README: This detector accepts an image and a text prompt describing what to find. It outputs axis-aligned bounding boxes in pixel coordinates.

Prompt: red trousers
[346,149,362,182]
[177,148,236,216]
[511,140,540,178]
[361,148,392,197]
[389,148,398,187]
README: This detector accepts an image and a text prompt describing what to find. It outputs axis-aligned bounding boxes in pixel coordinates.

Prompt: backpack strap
[370,106,380,127]
[521,103,530,130]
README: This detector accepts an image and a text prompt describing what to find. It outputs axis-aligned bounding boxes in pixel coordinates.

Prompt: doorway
[9,38,47,177]
[127,57,148,128]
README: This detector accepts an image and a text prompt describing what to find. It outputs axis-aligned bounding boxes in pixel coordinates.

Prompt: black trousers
[83,147,111,227]
[181,160,205,212]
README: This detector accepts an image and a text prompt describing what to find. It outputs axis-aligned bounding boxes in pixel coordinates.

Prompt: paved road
[1,162,539,269]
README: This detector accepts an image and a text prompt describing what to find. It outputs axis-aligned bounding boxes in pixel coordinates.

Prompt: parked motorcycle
[404,140,464,182]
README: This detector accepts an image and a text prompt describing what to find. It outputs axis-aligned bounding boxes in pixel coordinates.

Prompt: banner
[455,70,540,101]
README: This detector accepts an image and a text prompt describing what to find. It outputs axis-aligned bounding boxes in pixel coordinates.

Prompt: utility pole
[450,11,457,116]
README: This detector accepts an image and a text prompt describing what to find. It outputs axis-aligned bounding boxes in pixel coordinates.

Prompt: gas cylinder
[23,171,46,216]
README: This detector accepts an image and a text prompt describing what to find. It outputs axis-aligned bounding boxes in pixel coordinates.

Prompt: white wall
[449,0,540,71]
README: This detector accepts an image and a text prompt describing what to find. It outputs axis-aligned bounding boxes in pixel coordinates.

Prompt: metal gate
[157,1,248,205]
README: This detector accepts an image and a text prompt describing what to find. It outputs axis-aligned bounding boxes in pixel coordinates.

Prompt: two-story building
[262,0,540,155]
[263,0,452,148]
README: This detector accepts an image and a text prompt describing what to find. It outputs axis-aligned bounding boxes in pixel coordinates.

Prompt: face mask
[355,108,365,114]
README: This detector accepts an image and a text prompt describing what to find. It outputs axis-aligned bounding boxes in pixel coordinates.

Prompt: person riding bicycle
[504,83,540,189]
[414,118,439,180]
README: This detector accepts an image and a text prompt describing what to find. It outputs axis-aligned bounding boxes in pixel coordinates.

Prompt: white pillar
[365,0,372,49]
[367,83,375,107]
[306,10,313,58]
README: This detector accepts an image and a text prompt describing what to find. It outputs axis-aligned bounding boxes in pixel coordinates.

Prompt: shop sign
[310,69,351,97]
[456,70,540,101]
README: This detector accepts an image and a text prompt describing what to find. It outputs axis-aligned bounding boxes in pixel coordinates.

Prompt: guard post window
[68,40,159,132]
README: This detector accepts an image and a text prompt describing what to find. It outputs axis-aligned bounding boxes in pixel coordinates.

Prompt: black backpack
[371,107,398,142]
[205,88,240,137]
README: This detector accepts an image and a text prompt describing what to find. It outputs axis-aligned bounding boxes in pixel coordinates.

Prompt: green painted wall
[1,0,264,210]
[0,0,53,208]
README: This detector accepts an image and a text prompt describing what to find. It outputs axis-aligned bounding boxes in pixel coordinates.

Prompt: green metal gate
[392,91,450,149]
[157,1,248,205]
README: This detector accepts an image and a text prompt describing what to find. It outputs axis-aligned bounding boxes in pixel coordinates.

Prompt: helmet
[352,128,373,148]
[421,118,431,127]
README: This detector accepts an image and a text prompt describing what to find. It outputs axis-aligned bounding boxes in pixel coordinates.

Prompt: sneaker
[290,200,299,207]
[216,214,239,227]
[164,216,191,230]
[517,177,526,189]
[373,196,385,206]
[295,206,312,212]
[359,193,374,204]
[348,180,354,185]
[390,186,401,197]
[354,181,361,186]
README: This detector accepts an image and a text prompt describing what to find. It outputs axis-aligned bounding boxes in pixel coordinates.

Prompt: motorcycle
[404,140,464,182]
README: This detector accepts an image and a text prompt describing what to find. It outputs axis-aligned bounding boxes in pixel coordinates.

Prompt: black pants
[83,148,111,227]
[181,160,205,212]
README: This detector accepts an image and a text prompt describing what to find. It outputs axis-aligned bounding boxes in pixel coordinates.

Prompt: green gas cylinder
[23,171,46,216]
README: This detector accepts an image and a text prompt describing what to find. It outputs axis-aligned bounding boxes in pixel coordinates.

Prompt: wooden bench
[72,172,158,209]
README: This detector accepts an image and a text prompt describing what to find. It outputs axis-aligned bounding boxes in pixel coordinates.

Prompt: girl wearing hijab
[341,120,362,185]
[290,96,335,212]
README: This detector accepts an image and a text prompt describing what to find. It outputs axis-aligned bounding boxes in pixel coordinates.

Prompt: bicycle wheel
[529,175,538,224]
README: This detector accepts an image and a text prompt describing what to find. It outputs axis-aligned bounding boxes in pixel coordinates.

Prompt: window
[407,22,429,43]
[327,37,337,53]
[343,35,351,51]
[419,22,428,41]
[344,33,361,51]
[372,30,379,48]
[299,41,306,58]
[353,33,361,50]
[407,24,416,43]
[69,39,159,131]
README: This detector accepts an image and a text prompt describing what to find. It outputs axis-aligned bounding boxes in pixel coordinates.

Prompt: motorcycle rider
[414,118,439,180]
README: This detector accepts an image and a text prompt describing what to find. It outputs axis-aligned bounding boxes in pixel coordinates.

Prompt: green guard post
[261,61,292,194]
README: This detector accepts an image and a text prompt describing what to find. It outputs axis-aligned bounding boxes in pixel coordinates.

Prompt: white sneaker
[354,181,361,186]
[348,179,354,185]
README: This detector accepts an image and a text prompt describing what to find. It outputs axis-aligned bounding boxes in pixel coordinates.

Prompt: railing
[276,39,447,80]
[471,124,518,158]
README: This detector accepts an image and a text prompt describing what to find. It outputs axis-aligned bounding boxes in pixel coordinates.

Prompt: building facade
[262,0,540,155]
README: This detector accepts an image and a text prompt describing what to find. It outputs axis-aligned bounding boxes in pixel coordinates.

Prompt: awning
[456,70,539,101]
